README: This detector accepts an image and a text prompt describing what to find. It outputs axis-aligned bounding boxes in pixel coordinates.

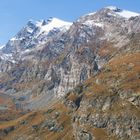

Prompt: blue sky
[0,0,140,45]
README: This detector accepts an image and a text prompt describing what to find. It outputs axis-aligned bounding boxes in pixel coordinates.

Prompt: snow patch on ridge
[36,18,72,35]
[10,37,17,41]
[106,6,118,11]
[84,20,104,28]
[0,45,5,50]
[86,12,96,16]
[106,6,139,19]
[117,10,139,18]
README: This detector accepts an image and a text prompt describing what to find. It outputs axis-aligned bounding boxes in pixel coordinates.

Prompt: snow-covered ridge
[9,18,72,42]
[34,17,72,37]
[85,12,96,16]
[36,17,72,33]
[116,10,139,18]
[78,6,140,24]
[106,6,140,18]
[0,17,72,62]
[0,45,5,50]
[83,20,103,28]
[106,6,119,11]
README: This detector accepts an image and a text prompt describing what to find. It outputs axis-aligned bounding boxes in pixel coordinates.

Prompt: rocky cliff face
[0,7,140,111]
[0,34,139,139]
[0,6,140,140]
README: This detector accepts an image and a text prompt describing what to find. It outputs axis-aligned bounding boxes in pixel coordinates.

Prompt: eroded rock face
[72,91,140,140]
[0,35,140,139]
[0,7,140,110]
[0,59,13,73]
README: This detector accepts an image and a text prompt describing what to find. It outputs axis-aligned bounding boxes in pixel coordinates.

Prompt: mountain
[0,18,72,72]
[105,6,139,18]
[2,17,72,54]
[0,6,140,140]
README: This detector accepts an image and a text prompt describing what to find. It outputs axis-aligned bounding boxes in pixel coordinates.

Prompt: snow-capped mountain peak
[1,17,72,55]
[106,6,140,18]
[36,17,72,35]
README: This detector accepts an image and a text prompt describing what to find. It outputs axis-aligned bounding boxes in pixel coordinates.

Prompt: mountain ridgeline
[0,6,140,140]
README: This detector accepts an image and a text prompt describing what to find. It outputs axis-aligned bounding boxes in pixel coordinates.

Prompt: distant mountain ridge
[0,6,139,62]
[1,17,72,54]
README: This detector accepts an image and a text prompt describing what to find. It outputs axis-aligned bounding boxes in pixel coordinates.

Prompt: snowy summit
[36,17,72,35]
[106,6,140,18]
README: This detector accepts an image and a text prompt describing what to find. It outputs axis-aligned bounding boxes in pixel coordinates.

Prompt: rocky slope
[1,6,140,110]
[0,32,140,140]
[0,6,140,139]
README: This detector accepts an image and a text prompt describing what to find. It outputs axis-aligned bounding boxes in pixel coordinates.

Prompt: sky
[0,0,140,45]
